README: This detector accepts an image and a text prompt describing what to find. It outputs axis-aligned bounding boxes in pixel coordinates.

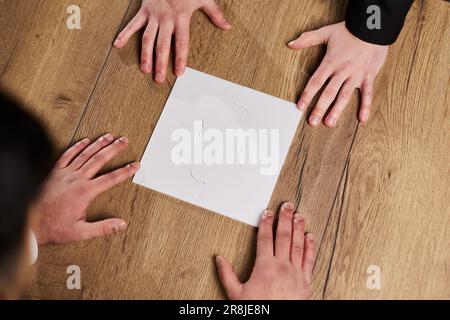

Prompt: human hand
[216,202,315,300]
[32,134,140,245]
[289,22,388,127]
[114,0,231,83]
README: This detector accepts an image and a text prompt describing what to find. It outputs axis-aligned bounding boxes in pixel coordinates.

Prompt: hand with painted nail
[289,22,388,127]
[216,202,316,300]
[114,0,231,83]
[31,135,140,245]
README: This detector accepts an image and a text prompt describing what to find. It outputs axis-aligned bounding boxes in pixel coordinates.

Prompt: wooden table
[1,0,448,299]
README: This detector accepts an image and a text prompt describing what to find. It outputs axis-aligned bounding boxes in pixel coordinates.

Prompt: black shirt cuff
[345,0,414,45]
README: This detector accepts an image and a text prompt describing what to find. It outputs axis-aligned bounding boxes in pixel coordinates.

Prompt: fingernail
[113,39,119,47]
[288,41,295,47]
[80,138,90,144]
[215,256,223,264]
[155,72,165,83]
[282,202,294,210]
[306,233,314,241]
[103,133,113,141]
[297,101,306,111]
[263,209,273,218]
[175,65,185,77]
[326,116,336,126]
[223,19,232,29]
[141,63,150,73]
[115,221,127,232]
[309,116,319,126]
[130,162,140,169]
[118,136,128,143]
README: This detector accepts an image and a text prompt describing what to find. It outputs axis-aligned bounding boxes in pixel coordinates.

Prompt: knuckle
[323,86,337,98]
[175,39,188,50]
[142,33,153,43]
[278,230,291,240]
[300,31,311,39]
[309,76,322,87]
[108,172,120,183]
[292,242,304,254]
[158,41,171,52]
[77,153,89,163]
[91,153,106,163]
[259,232,272,242]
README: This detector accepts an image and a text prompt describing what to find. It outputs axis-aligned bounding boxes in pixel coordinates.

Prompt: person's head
[0,92,54,297]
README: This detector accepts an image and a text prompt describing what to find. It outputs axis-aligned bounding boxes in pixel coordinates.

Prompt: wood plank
[30,0,362,299]
[323,0,450,299]
[0,0,130,148]
[0,0,38,75]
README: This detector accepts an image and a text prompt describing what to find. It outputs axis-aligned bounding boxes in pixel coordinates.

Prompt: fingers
[297,60,332,112]
[201,0,231,30]
[324,80,357,127]
[174,14,191,76]
[275,202,295,259]
[290,213,305,268]
[91,162,140,196]
[75,218,127,241]
[114,10,147,48]
[215,256,243,299]
[69,134,114,170]
[140,18,158,74]
[309,74,347,127]
[256,210,275,258]
[79,137,129,179]
[288,27,331,50]
[359,75,374,123]
[303,233,316,284]
[154,21,174,83]
[56,138,90,168]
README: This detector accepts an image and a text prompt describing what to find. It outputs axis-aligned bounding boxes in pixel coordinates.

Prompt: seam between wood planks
[320,122,359,299]
[69,0,134,147]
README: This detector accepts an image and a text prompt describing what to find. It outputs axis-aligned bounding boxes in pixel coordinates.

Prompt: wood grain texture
[0,0,130,148]
[29,0,363,299]
[0,0,444,299]
[323,0,450,299]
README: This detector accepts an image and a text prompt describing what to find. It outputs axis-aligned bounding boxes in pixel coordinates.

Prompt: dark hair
[0,92,54,282]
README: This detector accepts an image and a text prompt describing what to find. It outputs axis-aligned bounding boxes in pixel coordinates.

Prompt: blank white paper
[133,68,302,226]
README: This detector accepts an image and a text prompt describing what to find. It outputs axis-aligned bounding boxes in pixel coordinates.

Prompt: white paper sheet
[133,68,302,226]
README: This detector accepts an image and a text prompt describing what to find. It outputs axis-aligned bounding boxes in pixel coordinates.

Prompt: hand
[289,22,388,127]
[114,0,231,83]
[32,134,140,245]
[216,202,316,300]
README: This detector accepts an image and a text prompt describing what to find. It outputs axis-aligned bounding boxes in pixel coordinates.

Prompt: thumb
[288,27,331,50]
[201,0,231,30]
[75,218,127,241]
[215,256,243,299]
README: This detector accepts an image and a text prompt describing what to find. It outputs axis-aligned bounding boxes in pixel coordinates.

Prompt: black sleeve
[345,0,414,45]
